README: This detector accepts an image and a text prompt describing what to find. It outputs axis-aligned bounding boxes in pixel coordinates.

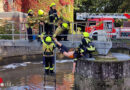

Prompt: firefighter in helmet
[80,32,95,58]
[37,9,45,41]
[49,3,58,23]
[48,3,59,35]
[40,35,56,74]
[38,9,44,34]
[53,22,69,41]
[26,9,36,42]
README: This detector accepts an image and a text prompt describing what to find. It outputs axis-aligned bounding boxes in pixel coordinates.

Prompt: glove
[38,35,41,37]
[80,49,84,53]
[38,32,45,37]
[55,17,57,21]
[74,58,77,62]
[53,34,56,38]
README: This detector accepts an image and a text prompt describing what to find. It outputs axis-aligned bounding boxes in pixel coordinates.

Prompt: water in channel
[0,52,129,90]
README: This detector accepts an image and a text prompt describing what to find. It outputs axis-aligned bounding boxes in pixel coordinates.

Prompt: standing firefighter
[38,10,44,35]
[80,32,95,58]
[37,9,45,41]
[26,9,36,42]
[37,9,50,35]
[48,3,58,35]
[53,23,69,41]
[40,35,56,74]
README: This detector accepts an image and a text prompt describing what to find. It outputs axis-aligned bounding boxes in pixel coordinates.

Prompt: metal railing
[0,21,129,52]
[0,11,27,18]
[0,21,129,42]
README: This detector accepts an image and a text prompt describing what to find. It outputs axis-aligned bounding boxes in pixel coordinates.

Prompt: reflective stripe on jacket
[53,26,63,37]
[84,37,91,44]
[25,16,36,28]
[42,40,55,56]
[86,46,95,52]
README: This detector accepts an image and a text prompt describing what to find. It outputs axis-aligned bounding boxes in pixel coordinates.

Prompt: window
[89,21,96,26]
[104,21,112,32]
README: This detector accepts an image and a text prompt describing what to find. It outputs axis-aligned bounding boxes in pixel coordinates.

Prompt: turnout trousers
[43,56,55,74]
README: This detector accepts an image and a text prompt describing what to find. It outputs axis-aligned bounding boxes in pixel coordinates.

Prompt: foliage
[8,0,74,22]
[0,23,20,39]
[118,0,130,12]
[74,0,130,13]
[3,0,74,22]
[0,25,12,39]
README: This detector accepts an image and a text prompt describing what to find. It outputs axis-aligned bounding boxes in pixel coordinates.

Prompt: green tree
[118,0,130,12]
[74,0,130,13]
[104,0,124,13]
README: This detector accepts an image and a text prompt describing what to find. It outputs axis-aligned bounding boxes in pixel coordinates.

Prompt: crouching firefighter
[41,36,56,74]
[80,32,95,58]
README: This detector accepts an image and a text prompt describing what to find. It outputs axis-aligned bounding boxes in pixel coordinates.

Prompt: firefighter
[48,3,59,35]
[80,32,95,58]
[49,3,58,23]
[37,9,51,35]
[37,9,45,41]
[76,27,82,34]
[41,35,55,74]
[53,23,69,41]
[38,10,44,35]
[26,9,36,42]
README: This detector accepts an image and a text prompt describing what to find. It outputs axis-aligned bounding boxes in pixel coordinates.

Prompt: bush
[0,24,20,40]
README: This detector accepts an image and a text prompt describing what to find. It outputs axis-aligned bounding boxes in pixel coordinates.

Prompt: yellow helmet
[50,3,56,7]
[83,32,89,38]
[38,9,44,16]
[77,27,81,31]
[62,23,68,29]
[45,36,52,42]
[28,9,33,14]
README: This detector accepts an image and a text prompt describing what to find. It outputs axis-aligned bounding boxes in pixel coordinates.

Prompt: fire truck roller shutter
[91,30,108,41]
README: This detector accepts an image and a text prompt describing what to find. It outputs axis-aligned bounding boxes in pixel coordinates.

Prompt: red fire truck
[76,13,130,38]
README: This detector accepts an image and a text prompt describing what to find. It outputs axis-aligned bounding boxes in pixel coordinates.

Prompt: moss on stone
[95,57,118,61]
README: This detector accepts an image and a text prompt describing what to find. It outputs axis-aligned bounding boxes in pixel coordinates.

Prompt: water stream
[0,60,74,90]
[0,52,129,90]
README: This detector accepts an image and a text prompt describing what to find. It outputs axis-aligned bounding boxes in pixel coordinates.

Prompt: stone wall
[0,40,66,61]
[75,59,130,90]
[0,40,42,58]
[76,59,130,80]
[0,46,42,58]
[74,74,130,90]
